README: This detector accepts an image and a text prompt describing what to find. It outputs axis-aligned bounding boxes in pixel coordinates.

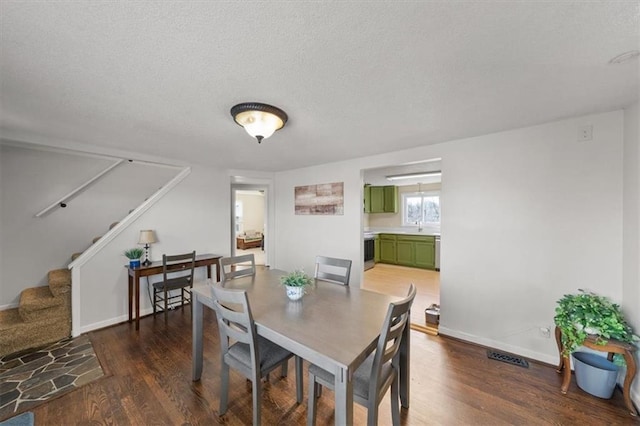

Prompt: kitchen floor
[362,263,440,328]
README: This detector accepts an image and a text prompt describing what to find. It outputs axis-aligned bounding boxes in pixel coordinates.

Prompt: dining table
[191,268,411,425]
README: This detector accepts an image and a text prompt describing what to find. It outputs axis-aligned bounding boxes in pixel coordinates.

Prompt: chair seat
[153,276,191,291]
[228,336,294,373]
[309,352,393,400]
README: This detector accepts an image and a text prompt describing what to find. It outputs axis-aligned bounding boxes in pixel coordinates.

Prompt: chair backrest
[220,254,256,282]
[210,286,259,372]
[162,251,196,283]
[368,283,416,398]
[314,256,352,286]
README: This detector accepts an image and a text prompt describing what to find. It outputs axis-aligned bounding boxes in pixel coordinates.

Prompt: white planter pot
[285,286,304,301]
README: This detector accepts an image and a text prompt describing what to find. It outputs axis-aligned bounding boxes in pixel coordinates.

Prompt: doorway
[361,159,442,332]
[231,184,269,266]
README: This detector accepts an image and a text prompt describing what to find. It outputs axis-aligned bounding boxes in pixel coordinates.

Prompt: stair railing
[35,159,125,217]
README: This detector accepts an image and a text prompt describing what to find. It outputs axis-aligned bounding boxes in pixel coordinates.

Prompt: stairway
[0,221,121,358]
[0,269,71,357]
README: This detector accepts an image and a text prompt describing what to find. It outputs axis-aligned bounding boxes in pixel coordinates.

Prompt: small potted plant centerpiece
[124,248,144,269]
[280,269,313,300]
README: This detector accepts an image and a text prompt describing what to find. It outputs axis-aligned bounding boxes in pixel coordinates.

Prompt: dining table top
[193,267,406,375]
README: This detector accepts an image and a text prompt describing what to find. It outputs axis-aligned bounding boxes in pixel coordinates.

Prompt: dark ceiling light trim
[230,102,288,143]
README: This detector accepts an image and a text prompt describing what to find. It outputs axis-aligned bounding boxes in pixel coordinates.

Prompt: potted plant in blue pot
[554,289,637,399]
[124,248,144,268]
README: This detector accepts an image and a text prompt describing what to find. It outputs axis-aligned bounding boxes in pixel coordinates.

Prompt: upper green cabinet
[364,185,397,213]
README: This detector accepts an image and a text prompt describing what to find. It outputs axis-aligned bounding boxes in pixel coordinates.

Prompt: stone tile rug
[0,335,104,420]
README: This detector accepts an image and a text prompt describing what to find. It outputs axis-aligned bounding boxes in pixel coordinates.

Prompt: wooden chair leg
[281,359,289,378]
[252,372,262,426]
[220,363,229,415]
[391,372,400,426]
[163,287,168,322]
[153,288,157,316]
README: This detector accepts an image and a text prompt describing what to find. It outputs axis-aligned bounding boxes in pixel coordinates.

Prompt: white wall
[622,102,639,402]
[76,165,230,332]
[273,110,626,367]
[237,192,264,234]
[274,169,363,285]
[0,145,177,307]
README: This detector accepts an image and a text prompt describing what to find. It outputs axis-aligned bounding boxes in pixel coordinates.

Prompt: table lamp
[138,230,157,266]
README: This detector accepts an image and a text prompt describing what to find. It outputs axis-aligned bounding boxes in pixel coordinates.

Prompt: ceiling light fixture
[386,171,442,181]
[230,102,288,144]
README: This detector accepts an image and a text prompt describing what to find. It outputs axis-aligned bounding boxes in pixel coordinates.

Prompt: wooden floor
[28,306,638,425]
[363,263,440,326]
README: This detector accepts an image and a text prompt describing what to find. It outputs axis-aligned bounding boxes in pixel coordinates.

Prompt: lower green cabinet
[396,240,414,266]
[379,234,397,264]
[415,239,435,269]
[374,235,380,262]
[377,233,436,270]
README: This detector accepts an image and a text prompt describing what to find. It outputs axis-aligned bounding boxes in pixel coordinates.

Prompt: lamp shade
[138,230,157,245]
[231,102,288,143]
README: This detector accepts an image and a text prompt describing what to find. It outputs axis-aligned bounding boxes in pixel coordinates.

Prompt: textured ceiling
[1,1,638,172]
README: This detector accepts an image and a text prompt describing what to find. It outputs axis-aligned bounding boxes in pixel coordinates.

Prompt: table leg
[192,293,204,381]
[135,277,140,331]
[400,316,410,407]
[622,350,638,416]
[334,366,353,425]
[128,274,133,323]
[206,265,212,280]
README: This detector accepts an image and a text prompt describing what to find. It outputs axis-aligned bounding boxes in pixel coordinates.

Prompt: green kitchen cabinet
[374,235,380,262]
[415,237,436,269]
[379,234,397,263]
[370,186,385,213]
[383,185,398,213]
[365,185,397,213]
[363,185,371,213]
[396,239,414,266]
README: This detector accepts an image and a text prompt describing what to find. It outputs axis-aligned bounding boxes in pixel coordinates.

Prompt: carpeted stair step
[0,307,71,357]
[18,286,64,322]
[109,221,119,230]
[71,252,83,261]
[92,236,102,244]
[48,269,71,296]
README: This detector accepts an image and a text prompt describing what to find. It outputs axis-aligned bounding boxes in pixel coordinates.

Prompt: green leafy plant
[554,289,635,358]
[280,269,313,288]
[123,248,144,260]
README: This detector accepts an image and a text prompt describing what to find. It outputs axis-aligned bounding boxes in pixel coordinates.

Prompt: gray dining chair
[307,283,416,426]
[220,254,256,282]
[313,255,352,286]
[211,285,303,426]
[152,251,196,322]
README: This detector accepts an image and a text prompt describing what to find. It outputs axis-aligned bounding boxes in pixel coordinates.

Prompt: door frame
[230,181,272,267]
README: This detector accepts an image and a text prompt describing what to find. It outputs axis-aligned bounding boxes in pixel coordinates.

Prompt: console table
[126,253,222,330]
[555,326,637,416]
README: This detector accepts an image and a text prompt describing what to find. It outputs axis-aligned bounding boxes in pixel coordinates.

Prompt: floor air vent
[486,350,529,368]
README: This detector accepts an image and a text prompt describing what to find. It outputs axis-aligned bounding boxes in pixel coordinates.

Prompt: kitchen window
[402,191,440,226]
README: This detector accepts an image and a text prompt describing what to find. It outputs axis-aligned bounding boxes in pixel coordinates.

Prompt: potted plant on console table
[554,289,638,415]
[124,248,144,269]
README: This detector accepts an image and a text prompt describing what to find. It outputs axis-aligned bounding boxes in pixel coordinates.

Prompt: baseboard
[76,307,155,336]
[0,303,19,311]
[438,326,559,366]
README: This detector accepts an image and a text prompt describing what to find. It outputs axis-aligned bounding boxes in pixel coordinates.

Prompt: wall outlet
[578,124,593,141]
[539,326,551,338]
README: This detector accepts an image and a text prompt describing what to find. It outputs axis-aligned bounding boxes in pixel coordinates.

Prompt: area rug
[0,335,104,421]
[0,411,33,426]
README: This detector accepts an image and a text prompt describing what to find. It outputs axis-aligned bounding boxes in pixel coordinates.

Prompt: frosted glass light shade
[231,103,288,143]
